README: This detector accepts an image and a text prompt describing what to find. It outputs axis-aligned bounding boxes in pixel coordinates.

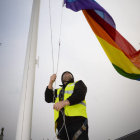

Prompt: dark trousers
[57,121,89,140]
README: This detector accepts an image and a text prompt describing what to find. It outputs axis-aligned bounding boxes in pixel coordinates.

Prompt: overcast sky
[0,0,140,140]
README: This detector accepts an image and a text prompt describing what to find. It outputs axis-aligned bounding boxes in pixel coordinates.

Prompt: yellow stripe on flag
[96,35,140,74]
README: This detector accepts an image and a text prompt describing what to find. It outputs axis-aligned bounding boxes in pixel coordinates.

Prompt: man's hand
[53,100,70,111]
[48,74,57,89]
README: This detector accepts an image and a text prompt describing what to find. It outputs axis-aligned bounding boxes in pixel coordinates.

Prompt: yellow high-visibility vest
[54,81,87,122]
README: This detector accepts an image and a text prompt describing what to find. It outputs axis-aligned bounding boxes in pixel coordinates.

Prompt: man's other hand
[53,100,70,111]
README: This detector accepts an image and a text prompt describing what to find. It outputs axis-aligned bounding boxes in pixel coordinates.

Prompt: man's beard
[62,78,73,84]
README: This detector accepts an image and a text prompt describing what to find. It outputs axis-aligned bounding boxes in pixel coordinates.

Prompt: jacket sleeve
[66,80,87,105]
[44,87,57,103]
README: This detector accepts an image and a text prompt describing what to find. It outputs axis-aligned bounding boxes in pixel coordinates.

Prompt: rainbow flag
[64,0,140,81]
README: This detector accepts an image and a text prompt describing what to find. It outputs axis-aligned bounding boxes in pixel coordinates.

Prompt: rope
[49,0,70,140]
[49,0,55,74]
[49,0,64,91]
[49,0,63,75]
[54,0,64,90]
[53,110,70,140]
[62,110,70,140]
[56,2,64,75]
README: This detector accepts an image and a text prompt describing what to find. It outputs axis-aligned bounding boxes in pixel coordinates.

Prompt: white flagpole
[16,0,40,140]
[62,0,65,7]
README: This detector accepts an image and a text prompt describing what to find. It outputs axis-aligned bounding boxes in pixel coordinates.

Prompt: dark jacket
[45,80,87,132]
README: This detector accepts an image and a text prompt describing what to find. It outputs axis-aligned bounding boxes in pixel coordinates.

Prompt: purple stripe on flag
[64,0,115,28]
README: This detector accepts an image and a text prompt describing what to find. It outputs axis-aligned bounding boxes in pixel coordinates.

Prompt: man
[45,71,89,140]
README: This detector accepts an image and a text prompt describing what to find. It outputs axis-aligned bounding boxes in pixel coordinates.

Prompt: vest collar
[59,81,74,88]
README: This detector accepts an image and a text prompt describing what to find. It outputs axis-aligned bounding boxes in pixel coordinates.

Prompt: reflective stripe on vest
[80,101,86,106]
[54,81,87,122]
